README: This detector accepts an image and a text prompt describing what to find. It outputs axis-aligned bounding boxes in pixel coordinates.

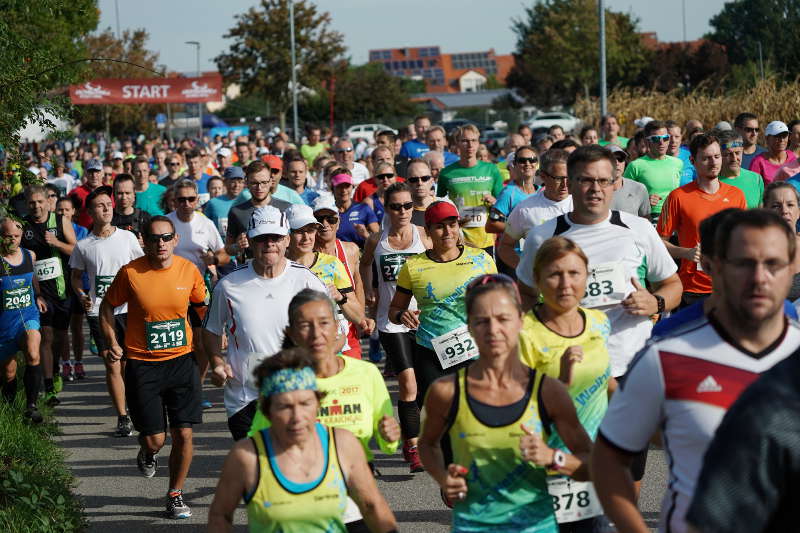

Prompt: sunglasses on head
[407,175,432,183]
[647,134,670,143]
[335,147,353,153]
[145,232,175,244]
[176,196,197,203]
[376,173,394,181]
[466,273,521,300]
[388,202,413,212]
[315,215,339,225]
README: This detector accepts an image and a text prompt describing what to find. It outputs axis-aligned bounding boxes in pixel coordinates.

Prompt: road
[54,355,666,532]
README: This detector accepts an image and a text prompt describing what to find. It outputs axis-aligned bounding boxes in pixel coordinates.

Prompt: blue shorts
[0,319,40,361]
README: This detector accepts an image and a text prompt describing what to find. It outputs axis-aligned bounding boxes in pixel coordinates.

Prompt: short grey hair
[174,178,198,193]
[423,151,444,166]
[288,289,337,327]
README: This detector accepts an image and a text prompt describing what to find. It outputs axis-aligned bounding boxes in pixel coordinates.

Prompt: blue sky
[98,0,728,74]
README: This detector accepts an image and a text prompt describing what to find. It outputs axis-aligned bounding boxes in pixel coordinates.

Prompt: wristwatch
[549,450,567,471]
[654,294,665,315]
[335,293,348,306]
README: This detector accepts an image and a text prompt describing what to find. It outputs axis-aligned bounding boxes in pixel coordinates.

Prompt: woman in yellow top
[418,273,592,532]
[518,236,616,532]
[208,347,398,533]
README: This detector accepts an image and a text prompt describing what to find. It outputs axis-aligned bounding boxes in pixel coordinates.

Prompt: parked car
[480,129,508,154]
[526,112,581,135]
[345,123,396,140]
[440,119,487,136]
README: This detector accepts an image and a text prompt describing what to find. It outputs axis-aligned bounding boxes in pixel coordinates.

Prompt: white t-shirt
[517,210,677,376]
[505,191,573,241]
[68,228,144,316]
[167,211,225,275]
[599,316,800,533]
[350,162,370,187]
[204,260,327,417]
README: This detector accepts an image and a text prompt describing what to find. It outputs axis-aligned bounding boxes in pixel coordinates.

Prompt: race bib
[547,477,603,523]
[431,325,479,369]
[379,253,414,282]
[198,192,210,206]
[460,205,487,228]
[3,286,32,310]
[145,318,187,351]
[218,217,228,236]
[581,261,627,308]
[34,257,63,282]
[95,275,115,300]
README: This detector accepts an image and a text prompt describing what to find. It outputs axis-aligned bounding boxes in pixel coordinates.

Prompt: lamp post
[289,0,300,144]
[185,41,202,141]
[598,0,607,117]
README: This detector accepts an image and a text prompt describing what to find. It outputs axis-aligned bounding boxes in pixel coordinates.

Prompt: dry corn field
[575,78,800,140]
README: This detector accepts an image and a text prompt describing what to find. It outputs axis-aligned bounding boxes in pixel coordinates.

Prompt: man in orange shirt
[99,215,207,520]
[658,133,747,307]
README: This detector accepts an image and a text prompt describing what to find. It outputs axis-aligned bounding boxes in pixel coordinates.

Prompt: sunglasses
[613,153,627,163]
[516,156,538,165]
[47,193,58,198]
[388,202,413,211]
[145,232,175,244]
[251,234,284,243]
[176,196,197,203]
[376,173,394,181]
[743,127,759,133]
[269,168,281,174]
[335,147,353,153]
[647,134,670,143]
[168,162,180,166]
[407,175,432,183]
[315,215,339,225]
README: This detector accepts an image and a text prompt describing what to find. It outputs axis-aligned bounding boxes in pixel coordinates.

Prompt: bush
[0,366,87,532]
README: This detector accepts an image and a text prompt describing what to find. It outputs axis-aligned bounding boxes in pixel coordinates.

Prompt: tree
[215,0,346,131]
[642,40,729,92]
[506,0,651,106]
[73,28,162,136]
[707,0,800,81]
[0,0,99,153]
[330,63,420,124]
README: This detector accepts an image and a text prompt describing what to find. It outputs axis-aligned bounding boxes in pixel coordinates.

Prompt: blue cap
[222,166,245,180]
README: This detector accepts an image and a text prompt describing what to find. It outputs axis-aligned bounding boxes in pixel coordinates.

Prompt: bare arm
[497,233,520,269]
[537,377,592,481]
[650,273,683,312]
[661,236,698,263]
[70,268,91,311]
[344,242,365,307]
[30,251,46,313]
[388,290,419,329]
[208,439,258,533]
[99,298,123,361]
[591,437,649,533]
[214,247,230,267]
[484,208,505,234]
[518,279,539,312]
[359,233,379,308]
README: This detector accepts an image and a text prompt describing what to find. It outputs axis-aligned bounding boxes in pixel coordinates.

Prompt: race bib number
[547,477,603,523]
[145,318,187,351]
[34,257,63,282]
[460,205,487,228]
[379,253,414,282]
[431,325,479,369]
[3,286,32,310]
[581,261,627,308]
[218,217,228,236]
[95,275,115,300]
[198,192,210,206]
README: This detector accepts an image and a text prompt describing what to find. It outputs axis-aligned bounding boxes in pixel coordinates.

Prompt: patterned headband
[261,366,318,398]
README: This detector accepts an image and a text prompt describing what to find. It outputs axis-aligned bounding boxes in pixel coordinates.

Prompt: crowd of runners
[2,111,798,531]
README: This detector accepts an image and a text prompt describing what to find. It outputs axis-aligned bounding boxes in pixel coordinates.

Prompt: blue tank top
[0,248,40,331]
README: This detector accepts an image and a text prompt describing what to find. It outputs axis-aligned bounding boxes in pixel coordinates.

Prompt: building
[368,46,514,94]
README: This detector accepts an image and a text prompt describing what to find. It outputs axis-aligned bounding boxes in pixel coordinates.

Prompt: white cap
[217,147,232,158]
[714,121,733,131]
[256,147,270,156]
[247,206,289,238]
[765,120,789,136]
[286,204,319,230]
[112,151,124,159]
[634,117,654,128]
[312,195,337,214]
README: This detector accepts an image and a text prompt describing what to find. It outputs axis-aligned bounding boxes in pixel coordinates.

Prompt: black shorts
[124,352,202,436]
[378,331,415,373]
[187,306,203,328]
[86,314,127,354]
[40,296,70,330]
[68,293,85,315]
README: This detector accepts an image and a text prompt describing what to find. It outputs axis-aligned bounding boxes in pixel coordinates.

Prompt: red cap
[424,201,460,226]
[263,154,283,170]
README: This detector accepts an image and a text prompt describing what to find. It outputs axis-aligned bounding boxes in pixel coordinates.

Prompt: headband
[260,366,318,398]
[721,141,743,150]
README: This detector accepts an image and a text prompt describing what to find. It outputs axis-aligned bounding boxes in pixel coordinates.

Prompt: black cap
[85,185,113,208]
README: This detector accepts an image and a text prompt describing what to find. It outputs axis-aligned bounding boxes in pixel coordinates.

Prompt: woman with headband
[208,347,398,533]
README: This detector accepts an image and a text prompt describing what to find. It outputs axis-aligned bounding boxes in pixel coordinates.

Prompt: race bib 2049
[3,286,32,310]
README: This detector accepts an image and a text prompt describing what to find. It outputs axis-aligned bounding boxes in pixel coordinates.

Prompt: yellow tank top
[246,423,348,533]
[447,365,558,532]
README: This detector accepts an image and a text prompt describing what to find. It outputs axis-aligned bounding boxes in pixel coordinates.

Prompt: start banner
[70,75,223,104]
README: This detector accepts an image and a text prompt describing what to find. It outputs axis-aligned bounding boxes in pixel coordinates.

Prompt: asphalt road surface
[55,354,665,532]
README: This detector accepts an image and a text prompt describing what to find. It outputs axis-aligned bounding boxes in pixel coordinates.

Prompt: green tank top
[245,423,348,533]
[447,366,558,532]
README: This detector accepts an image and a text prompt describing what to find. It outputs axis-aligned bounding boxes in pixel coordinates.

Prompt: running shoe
[165,489,192,519]
[74,362,85,380]
[406,444,424,473]
[115,415,133,437]
[368,337,383,363]
[200,397,213,410]
[44,391,60,407]
[89,337,98,355]
[137,447,158,478]
[53,375,63,393]
[61,361,74,382]
[24,406,43,424]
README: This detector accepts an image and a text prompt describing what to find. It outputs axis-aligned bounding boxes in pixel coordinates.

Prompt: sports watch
[549,449,567,471]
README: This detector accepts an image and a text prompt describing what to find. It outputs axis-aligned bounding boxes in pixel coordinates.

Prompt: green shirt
[300,142,327,168]
[134,182,166,216]
[437,160,504,248]
[720,168,764,209]
[599,136,629,148]
[623,155,683,215]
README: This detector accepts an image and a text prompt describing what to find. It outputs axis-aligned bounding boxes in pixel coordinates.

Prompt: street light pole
[186,41,202,141]
[598,0,607,117]
[289,0,300,144]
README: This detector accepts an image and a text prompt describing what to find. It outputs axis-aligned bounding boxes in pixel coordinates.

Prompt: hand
[210,363,233,387]
[399,309,420,329]
[364,290,376,308]
[104,344,124,362]
[377,415,400,443]
[80,294,92,312]
[482,194,496,207]
[359,317,375,336]
[43,231,59,246]
[327,284,343,302]
[236,233,249,250]
[35,296,47,313]
[201,249,216,266]
[558,346,584,385]
[622,277,657,316]
[648,194,661,207]
[442,463,469,503]
[520,424,555,467]
[685,243,701,263]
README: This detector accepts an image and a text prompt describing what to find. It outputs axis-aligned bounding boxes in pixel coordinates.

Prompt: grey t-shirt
[226,198,293,259]
[611,178,651,219]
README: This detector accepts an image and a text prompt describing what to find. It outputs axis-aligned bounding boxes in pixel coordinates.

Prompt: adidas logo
[697,375,722,393]
[265,294,274,299]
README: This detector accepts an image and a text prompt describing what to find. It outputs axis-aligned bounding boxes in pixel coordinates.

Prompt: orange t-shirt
[657,181,747,294]
[104,255,206,361]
